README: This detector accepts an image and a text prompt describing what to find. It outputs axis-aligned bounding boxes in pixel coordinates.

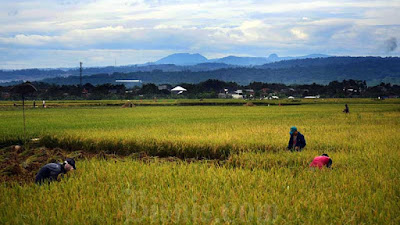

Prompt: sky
[0,0,399,69]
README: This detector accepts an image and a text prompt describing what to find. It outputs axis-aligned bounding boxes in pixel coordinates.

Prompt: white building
[232,90,244,99]
[171,86,187,94]
[304,95,320,99]
[266,96,279,99]
[115,79,142,88]
[232,94,243,99]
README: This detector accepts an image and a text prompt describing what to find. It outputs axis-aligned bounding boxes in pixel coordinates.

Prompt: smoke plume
[385,37,397,52]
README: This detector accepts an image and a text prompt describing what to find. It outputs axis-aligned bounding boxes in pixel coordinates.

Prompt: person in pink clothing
[310,154,332,169]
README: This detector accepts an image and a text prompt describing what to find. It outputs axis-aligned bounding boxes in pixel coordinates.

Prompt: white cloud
[0,34,57,46]
[153,24,184,30]
[290,28,309,40]
[0,48,174,69]
[0,0,399,68]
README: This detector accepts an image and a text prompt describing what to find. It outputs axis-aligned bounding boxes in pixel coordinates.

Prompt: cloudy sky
[1,0,399,69]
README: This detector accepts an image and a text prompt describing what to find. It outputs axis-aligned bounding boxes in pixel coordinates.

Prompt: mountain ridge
[153,53,330,66]
[2,56,398,86]
[155,53,208,65]
[0,53,328,83]
[2,55,398,85]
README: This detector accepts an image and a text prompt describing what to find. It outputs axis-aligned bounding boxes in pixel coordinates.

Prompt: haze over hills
[0,62,238,84]
[1,54,399,86]
[0,53,328,83]
[154,53,330,66]
[7,56,396,86]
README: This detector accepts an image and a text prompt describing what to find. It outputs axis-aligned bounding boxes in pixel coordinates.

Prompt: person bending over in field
[287,126,306,151]
[343,104,349,113]
[310,154,332,169]
[35,158,76,185]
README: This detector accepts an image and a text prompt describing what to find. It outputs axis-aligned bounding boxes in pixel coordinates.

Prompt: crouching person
[310,154,332,169]
[35,158,76,185]
[287,126,306,151]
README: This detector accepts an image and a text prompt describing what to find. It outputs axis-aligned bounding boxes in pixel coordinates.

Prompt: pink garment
[309,156,331,168]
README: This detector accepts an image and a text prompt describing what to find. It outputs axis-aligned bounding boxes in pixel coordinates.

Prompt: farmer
[310,154,332,169]
[35,158,76,185]
[287,126,306,151]
[343,104,349,113]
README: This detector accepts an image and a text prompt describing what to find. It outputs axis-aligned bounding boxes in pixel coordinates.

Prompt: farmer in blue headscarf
[287,126,306,151]
[35,158,76,185]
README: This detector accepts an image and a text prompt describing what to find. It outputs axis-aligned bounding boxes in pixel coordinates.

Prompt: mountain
[0,63,238,84]
[0,53,332,83]
[155,53,208,65]
[267,53,280,62]
[257,56,388,69]
[23,57,399,86]
[156,53,330,66]
[0,69,70,83]
[210,56,269,66]
[298,54,330,59]
[266,53,330,62]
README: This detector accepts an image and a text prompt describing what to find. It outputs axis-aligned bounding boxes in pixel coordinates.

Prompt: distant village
[1,79,399,100]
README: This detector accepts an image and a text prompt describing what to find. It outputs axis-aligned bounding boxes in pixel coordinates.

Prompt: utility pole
[79,62,83,88]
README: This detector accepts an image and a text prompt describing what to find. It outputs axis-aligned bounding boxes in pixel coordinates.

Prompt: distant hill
[0,63,238,84]
[257,56,382,69]
[2,55,399,86]
[0,53,330,83]
[210,56,269,66]
[297,54,330,59]
[0,69,70,83]
[156,53,330,66]
[22,56,399,86]
[155,53,208,65]
[207,54,330,66]
[264,53,330,63]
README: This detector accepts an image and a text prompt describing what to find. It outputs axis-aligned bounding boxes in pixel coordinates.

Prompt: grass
[0,100,399,224]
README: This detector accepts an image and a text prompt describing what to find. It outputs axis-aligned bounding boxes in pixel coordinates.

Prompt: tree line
[1,79,399,100]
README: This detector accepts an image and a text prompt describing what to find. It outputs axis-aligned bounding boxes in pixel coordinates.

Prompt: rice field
[0,100,399,224]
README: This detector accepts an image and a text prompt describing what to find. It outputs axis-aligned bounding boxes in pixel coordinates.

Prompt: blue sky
[0,0,399,69]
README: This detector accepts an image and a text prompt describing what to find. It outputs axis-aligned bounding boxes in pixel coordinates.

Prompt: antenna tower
[79,62,83,87]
